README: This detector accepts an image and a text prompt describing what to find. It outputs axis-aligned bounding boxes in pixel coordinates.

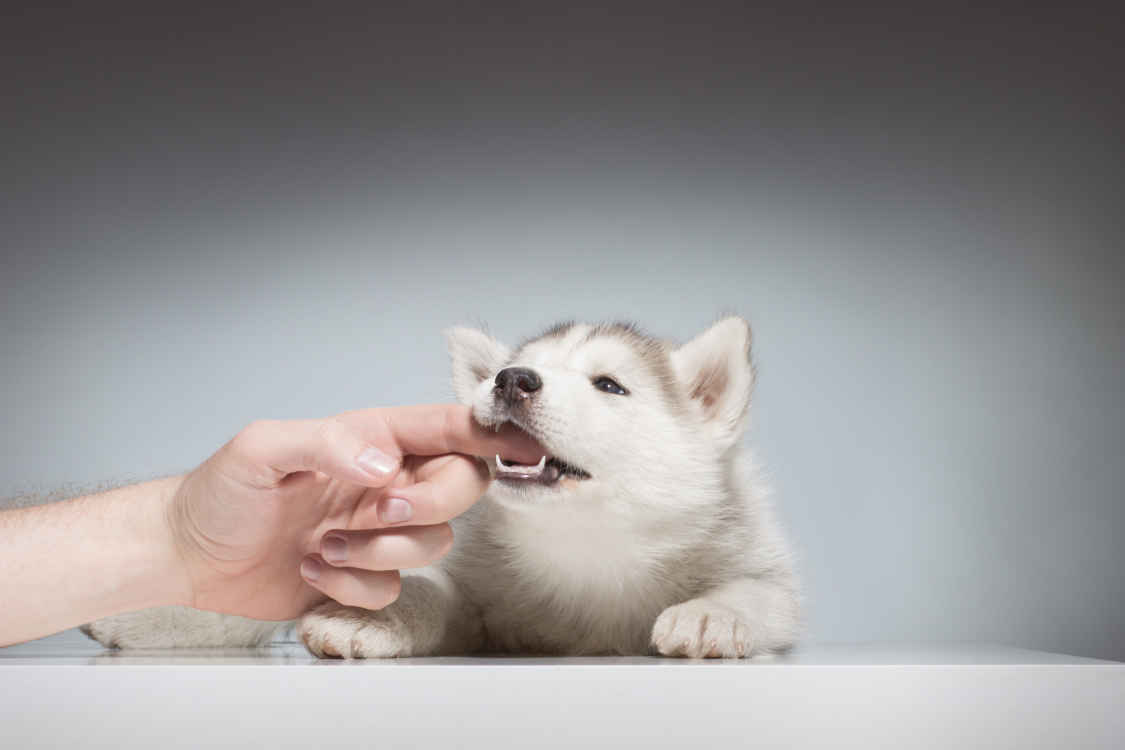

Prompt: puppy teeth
[495,454,548,477]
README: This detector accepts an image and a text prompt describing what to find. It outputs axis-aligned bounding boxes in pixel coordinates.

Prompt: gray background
[1,2,1122,660]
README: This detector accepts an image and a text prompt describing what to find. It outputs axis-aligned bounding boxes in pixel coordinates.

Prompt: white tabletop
[2,630,1122,749]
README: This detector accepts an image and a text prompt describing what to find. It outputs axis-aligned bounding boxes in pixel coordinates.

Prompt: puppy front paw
[299,601,415,659]
[652,600,754,658]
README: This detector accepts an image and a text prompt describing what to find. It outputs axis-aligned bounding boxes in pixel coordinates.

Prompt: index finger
[337,404,546,464]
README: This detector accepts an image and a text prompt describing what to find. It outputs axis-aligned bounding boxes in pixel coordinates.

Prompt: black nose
[495,367,542,401]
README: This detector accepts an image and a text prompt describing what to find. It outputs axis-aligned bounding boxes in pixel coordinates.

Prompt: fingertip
[378,496,414,525]
[321,533,348,564]
[300,555,323,583]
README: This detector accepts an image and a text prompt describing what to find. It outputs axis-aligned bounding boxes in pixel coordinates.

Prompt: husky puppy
[85,317,800,658]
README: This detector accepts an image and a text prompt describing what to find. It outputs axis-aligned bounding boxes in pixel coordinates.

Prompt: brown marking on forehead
[582,321,666,367]
[518,319,651,355]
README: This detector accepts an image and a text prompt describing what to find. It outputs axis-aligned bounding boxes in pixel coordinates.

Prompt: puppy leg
[651,576,801,658]
[299,568,482,658]
[83,606,288,648]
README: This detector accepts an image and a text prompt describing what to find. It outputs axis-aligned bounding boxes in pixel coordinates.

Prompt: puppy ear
[671,316,754,444]
[445,325,510,404]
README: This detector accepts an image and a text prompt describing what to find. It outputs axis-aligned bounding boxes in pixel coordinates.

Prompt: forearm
[0,476,191,647]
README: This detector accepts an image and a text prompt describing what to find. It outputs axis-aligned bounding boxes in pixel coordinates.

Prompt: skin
[0,404,544,648]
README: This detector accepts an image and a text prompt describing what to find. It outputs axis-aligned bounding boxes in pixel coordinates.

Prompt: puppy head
[445,316,754,506]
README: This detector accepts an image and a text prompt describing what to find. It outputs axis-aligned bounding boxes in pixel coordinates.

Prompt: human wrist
[66,475,194,618]
[125,474,194,611]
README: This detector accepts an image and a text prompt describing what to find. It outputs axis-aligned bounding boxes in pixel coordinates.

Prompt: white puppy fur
[85,317,801,658]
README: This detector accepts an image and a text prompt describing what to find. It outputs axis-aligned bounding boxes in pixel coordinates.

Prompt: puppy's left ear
[671,316,754,445]
[445,325,511,404]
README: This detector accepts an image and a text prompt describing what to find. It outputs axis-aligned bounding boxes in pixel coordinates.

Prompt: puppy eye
[593,377,627,395]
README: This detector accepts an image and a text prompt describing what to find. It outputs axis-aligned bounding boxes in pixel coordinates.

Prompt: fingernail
[357,447,397,477]
[300,557,321,582]
[381,497,412,524]
[322,536,347,563]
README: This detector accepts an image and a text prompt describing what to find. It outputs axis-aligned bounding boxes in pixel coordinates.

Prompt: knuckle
[441,408,457,451]
[329,569,401,611]
[324,576,361,609]
[311,419,346,446]
[433,523,455,558]
[238,419,273,444]
[372,572,402,610]
[229,420,276,459]
[428,485,452,519]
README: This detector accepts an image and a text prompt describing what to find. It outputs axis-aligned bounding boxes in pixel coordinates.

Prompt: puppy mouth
[486,415,591,487]
[494,454,591,486]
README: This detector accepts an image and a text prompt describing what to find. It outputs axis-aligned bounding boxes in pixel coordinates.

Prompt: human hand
[163,405,542,621]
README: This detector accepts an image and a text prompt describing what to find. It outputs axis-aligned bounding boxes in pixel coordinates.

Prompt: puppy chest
[476,542,679,636]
